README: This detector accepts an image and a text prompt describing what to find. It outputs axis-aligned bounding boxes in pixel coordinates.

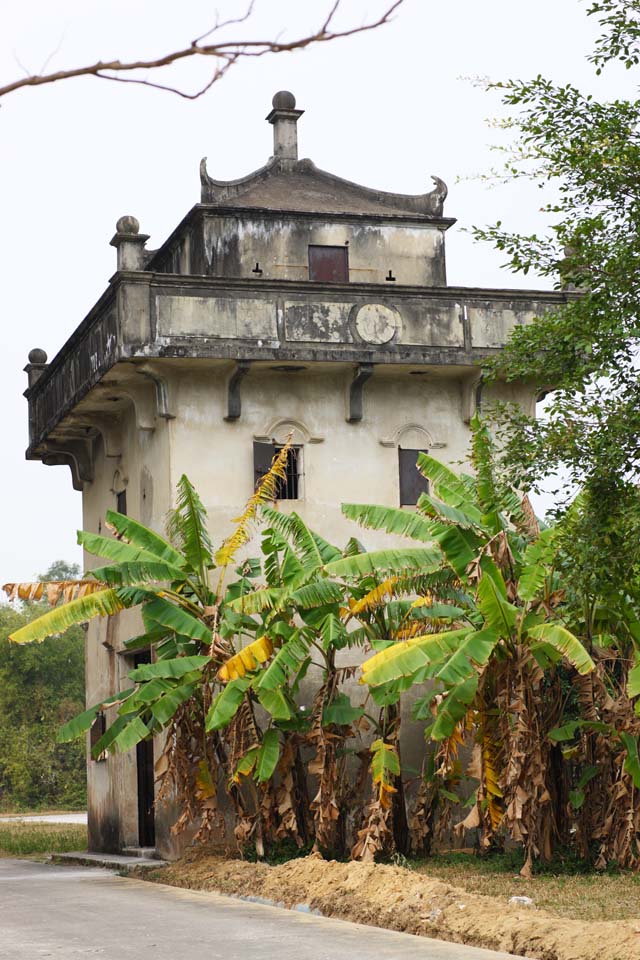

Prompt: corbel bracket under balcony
[347,363,374,423]
[225,361,252,421]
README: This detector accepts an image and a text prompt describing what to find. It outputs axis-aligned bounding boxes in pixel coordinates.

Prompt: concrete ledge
[51,851,168,870]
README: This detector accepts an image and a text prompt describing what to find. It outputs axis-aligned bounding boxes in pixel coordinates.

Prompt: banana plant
[340,414,608,874]
[2,446,298,851]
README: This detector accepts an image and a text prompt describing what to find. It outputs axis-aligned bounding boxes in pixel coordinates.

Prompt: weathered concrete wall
[76,358,534,859]
[202,215,447,286]
[82,399,173,854]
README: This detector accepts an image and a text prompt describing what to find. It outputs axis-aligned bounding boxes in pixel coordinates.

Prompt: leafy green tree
[0,562,85,810]
[471,0,640,590]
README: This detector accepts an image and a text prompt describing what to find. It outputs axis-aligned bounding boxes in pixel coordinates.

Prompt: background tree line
[0,562,86,811]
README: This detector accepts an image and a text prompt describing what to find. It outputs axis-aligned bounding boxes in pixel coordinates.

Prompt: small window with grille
[253,441,303,500]
[399,448,429,507]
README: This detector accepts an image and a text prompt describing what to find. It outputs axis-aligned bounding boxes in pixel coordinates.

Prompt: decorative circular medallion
[354,303,400,345]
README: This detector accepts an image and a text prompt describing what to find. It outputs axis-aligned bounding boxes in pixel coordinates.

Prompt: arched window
[382,424,435,508]
[111,469,128,515]
[253,419,323,501]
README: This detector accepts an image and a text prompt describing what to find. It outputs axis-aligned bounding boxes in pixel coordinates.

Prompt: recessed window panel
[399,448,429,507]
[308,245,349,283]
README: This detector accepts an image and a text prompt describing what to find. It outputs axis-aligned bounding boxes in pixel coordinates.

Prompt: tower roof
[199,90,448,220]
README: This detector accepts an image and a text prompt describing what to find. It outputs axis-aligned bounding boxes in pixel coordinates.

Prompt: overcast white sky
[0,0,634,585]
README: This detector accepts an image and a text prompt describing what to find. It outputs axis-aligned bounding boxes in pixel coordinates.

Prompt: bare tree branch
[0,1,404,102]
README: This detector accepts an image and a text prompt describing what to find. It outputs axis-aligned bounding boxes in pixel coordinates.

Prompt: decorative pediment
[380,423,447,449]
[254,417,324,446]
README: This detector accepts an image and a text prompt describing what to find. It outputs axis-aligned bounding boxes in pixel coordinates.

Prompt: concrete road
[0,859,517,960]
[0,812,87,825]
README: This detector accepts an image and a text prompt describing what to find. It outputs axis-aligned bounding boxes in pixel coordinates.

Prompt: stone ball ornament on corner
[115,215,140,236]
[28,348,48,365]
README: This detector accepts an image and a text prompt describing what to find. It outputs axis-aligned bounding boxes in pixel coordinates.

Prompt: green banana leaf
[476,568,518,634]
[205,676,252,731]
[435,627,500,686]
[255,630,312,691]
[430,674,479,740]
[325,547,442,579]
[528,623,594,675]
[341,503,434,542]
[57,688,135,743]
[415,454,474,508]
[128,655,210,681]
[518,528,557,603]
[141,596,211,644]
[104,510,187,568]
[361,627,472,687]
[255,729,281,782]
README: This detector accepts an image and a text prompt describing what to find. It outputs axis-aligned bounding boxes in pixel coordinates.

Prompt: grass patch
[413,851,640,922]
[0,821,87,858]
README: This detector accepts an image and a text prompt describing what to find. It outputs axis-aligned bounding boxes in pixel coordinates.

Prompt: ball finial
[272,90,296,110]
[116,215,140,235]
[28,348,48,364]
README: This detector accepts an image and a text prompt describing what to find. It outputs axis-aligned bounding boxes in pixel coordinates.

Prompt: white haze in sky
[0,0,634,584]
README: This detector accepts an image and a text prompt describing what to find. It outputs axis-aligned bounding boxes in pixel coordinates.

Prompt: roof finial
[266,91,304,164]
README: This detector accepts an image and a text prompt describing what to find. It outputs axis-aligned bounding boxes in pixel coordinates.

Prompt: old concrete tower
[24,92,571,857]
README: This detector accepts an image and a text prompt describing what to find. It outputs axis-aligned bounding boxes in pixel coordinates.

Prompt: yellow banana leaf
[370,738,400,809]
[350,578,398,615]
[2,579,105,605]
[218,635,274,682]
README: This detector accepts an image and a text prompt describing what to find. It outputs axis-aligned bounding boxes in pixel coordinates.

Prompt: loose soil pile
[139,853,640,960]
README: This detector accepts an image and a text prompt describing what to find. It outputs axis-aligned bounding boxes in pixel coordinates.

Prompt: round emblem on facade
[354,303,400,345]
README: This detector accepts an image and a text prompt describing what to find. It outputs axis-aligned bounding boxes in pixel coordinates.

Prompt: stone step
[52,851,168,870]
[121,846,162,859]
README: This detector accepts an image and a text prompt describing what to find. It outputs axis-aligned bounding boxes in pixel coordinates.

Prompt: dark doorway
[308,245,349,282]
[133,651,156,847]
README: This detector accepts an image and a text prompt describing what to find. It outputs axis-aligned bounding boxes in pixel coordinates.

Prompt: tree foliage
[0,562,86,811]
[471,0,640,593]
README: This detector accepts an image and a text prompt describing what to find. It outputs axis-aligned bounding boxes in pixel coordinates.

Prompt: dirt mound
[140,853,640,960]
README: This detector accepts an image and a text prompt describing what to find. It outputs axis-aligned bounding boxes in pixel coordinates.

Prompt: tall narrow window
[399,448,429,507]
[116,489,127,515]
[308,245,349,283]
[90,713,107,763]
[253,441,302,500]
[133,651,156,848]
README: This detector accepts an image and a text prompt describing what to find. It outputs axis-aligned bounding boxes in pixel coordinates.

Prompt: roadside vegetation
[0,562,86,813]
[0,820,87,857]
[412,851,640,922]
[4,417,640,876]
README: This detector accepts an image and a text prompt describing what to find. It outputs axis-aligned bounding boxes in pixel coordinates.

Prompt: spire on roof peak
[266,90,304,163]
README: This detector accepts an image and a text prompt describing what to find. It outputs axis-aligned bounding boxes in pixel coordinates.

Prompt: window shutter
[399,448,429,506]
[308,245,349,282]
[254,441,276,488]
